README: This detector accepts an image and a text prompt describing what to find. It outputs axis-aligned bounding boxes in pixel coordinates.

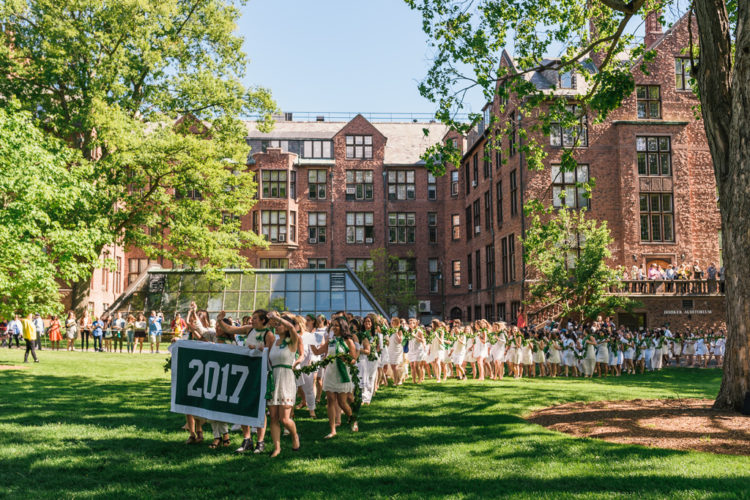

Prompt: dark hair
[253,309,269,325]
[349,318,362,334]
[332,316,352,340]
[315,314,327,328]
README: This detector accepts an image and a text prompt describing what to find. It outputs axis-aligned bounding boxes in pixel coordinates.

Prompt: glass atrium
[109,268,387,323]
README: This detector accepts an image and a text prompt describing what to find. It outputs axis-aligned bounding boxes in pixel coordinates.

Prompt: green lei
[255,327,275,343]
[333,337,352,382]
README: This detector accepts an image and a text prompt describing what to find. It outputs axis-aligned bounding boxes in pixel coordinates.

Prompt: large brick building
[80,12,725,330]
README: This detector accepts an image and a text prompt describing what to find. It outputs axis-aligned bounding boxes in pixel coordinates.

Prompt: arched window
[450,307,463,321]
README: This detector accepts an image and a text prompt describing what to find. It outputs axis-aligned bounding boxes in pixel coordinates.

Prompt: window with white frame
[308,169,327,199]
[261,210,287,243]
[346,212,374,244]
[388,212,416,244]
[308,212,327,244]
[345,170,374,201]
[345,135,373,159]
[388,170,416,200]
[261,170,287,198]
[552,164,590,209]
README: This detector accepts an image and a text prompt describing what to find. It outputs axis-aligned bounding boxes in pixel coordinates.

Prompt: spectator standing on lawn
[20,313,39,363]
[92,316,104,352]
[112,313,126,352]
[149,311,163,354]
[33,313,45,350]
[65,311,77,351]
[79,310,92,351]
[0,319,7,347]
[48,315,62,350]
[171,312,187,341]
[7,314,21,349]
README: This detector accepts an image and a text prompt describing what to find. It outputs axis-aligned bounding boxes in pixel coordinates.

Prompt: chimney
[588,18,605,68]
[644,10,663,48]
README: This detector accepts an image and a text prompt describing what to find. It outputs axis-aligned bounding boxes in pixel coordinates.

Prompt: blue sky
[237,0,452,116]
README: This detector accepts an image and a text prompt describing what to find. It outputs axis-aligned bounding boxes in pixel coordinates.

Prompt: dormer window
[346,135,373,159]
[559,71,575,89]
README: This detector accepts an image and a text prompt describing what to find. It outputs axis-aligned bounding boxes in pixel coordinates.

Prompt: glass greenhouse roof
[109,268,387,322]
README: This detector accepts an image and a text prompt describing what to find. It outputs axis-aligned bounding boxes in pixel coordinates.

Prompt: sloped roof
[243,119,448,166]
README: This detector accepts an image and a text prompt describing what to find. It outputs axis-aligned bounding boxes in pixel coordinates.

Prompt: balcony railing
[611,279,724,296]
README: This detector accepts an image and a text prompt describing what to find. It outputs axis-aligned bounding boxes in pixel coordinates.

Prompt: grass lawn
[1,350,747,499]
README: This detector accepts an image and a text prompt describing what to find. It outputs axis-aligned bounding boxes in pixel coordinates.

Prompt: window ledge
[612,120,689,126]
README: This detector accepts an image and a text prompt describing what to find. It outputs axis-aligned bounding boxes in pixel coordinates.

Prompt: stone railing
[611,279,724,296]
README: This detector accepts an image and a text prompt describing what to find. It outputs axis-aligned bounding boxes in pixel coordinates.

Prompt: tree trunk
[695,0,750,411]
[70,277,93,317]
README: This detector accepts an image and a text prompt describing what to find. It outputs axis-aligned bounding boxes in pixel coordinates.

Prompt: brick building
[78,13,725,329]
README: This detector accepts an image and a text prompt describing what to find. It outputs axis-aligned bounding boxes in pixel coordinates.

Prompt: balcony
[610,279,724,297]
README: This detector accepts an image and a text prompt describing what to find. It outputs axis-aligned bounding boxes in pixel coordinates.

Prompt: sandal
[221,434,232,447]
[208,438,222,449]
[185,434,199,445]
[195,431,204,444]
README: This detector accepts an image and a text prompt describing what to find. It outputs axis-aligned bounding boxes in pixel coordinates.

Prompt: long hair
[332,316,352,340]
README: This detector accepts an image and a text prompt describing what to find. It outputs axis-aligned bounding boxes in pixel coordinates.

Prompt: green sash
[333,337,351,383]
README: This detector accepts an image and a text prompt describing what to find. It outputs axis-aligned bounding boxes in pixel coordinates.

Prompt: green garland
[294,353,362,420]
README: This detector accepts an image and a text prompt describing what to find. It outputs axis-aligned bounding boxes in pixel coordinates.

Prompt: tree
[0,0,277,311]
[0,105,108,318]
[523,208,633,323]
[407,0,747,410]
[354,248,419,317]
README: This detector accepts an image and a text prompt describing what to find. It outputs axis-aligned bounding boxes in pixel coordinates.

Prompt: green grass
[1,350,748,499]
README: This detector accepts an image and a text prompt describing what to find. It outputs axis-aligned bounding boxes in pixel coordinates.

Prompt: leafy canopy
[0,0,277,295]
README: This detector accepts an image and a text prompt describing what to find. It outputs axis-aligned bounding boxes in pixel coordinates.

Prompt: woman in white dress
[561,333,575,377]
[375,317,391,387]
[595,330,609,377]
[520,333,534,377]
[387,317,404,386]
[464,327,476,379]
[694,334,707,367]
[683,332,696,367]
[506,327,519,378]
[651,333,664,371]
[427,321,445,383]
[531,333,546,377]
[491,323,507,380]
[359,315,379,404]
[582,331,597,378]
[312,316,358,439]
[622,332,635,375]
[547,332,562,377]
[265,312,302,457]
[450,328,467,379]
[714,331,726,367]
[473,324,488,380]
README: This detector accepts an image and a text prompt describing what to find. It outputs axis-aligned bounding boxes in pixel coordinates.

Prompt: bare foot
[324,432,336,439]
[269,449,281,458]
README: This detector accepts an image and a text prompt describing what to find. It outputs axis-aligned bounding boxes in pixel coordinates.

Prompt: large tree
[407,0,748,410]
[0,0,276,311]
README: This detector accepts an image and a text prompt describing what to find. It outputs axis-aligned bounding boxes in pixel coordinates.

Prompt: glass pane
[660,153,671,175]
[239,292,255,311]
[269,292,286,311]
[663,215,674,241]
[649,86,660,99]
[256,273,270,291]
[640,215,650,240]
[166,274,181,292]
[650,194,661,211]
[286,273,300,291]
[651,215,662,241]
[331,291,346,310]
[224,292,240,310]
[647,137,658,151]
[315,273,330,290]
[639,195,648,211]
[301,273,315,290]
[182,274,197,292]
[553,186,562,207]
[271,273,285,291]
[636,137,646,151]
[659,137,670,151]
[255,292,269,309]
[316,292,330,311]
[285,292,300,311]
[662,194,673,212]
[648,154,659,175]
[300,291,316,310]
[207,295,223,312]
[636,86,646,99]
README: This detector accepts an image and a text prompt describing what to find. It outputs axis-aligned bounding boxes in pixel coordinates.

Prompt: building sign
[170,341,268,427]
[663,310,713,315]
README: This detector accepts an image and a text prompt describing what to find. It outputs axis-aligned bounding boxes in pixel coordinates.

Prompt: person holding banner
[215,308,274,454]
[312,316,358,439]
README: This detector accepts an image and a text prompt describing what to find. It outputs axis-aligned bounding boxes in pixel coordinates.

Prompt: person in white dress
[694,334,707,367]
[312,316,358,438]
[427,320,445,383]
[375,317,391,387]
[547,332,562,377]
[450,328,467,379]
[464,326,476,379]
[595,329,610,377]
[359,315,379,404]
[386,317,404,386]
[491,323,507,380]
[473,324,488,380]
[622,332,635,375]
[295,315,319,418]
[651,333,664,371]
[561,332,576,377]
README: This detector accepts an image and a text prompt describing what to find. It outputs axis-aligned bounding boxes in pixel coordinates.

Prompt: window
[496,180,504,225]
[511,301,521,323]
[472,154,478,187]
[496,148,502,170]
[509,234,516,281]
[465,164,471,195]
[346,135,373,159]
[261,170,287,198]
[473,199,481,235]
[429,259,440,293]
[552,164,590,209]
[222,213,241,233]
[497,302,506,322]
[467,306,472,322]
[483,150,490,179]
[452,260,461,286]
[289,211,296,242]
[640,193,674,242]
[475,305,481,322]
[308,212,327,244]
[428,173,437,200]
[465,206,472,241]
[392,259,416,292]
[260,258,288,269]
[485,305,494,323]
[261,210,287,243]
[509,112,517,156]
[510,170,518,216]
[303,140,333,159]
[346,170,374,200]
[550,105,588,147]
[308,169,327,199]
[115,257,122,294]
[636,85,661,119]
[501,237,509,284]
[388,212,416,244]
[128,258,152,285]
[564,232,583,269]
[475,249,481,290]
[637,136,671,176]
[467,253,473,289]
[346,212,374,244]
[486,244,495,287]
[559,70,575,89]
[175,186,202,200]
[346,258,374,273]
[428,212,438,244]
[388,170,416,200]
[675,58,692,90]
[101,260,108,291]
[290,171,296,198]
[451,171,459,196]
[308,258,327,269]
[451,214,460,240]
[484,191,491,230]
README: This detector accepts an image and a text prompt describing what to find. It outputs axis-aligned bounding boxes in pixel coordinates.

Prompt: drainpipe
[519,114,527,305]
[330,169,335,267]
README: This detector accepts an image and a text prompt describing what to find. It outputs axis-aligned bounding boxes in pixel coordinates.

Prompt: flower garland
[293,353,362,419]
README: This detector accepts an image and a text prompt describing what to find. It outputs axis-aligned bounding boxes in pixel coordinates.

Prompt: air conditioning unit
[475,225,481,234]
[472,180,478,187]
[468,284,473,290]
[418,300,431,313]
[309,238,317,244]
[365,237,373,244]
[451,184,459,196]
[346,187,356,194]
[278,235,286,242]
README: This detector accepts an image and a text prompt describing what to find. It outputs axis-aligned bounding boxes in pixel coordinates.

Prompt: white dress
[465,338,475,363]
[491,334,506,363]
[387,333,404,365]
[562,338,575,366]
[451,337,466,364]
[323,342,354,393]
[548,341,561,364]
[695,338,707,356]
[596,342,609,363]
[268,341,297,406]
[378,332,390,367]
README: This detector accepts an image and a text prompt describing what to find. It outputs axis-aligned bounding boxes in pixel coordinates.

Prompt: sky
[237,0,458,117]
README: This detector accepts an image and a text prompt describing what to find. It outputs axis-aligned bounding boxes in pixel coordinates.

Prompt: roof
[244,119,448,166]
